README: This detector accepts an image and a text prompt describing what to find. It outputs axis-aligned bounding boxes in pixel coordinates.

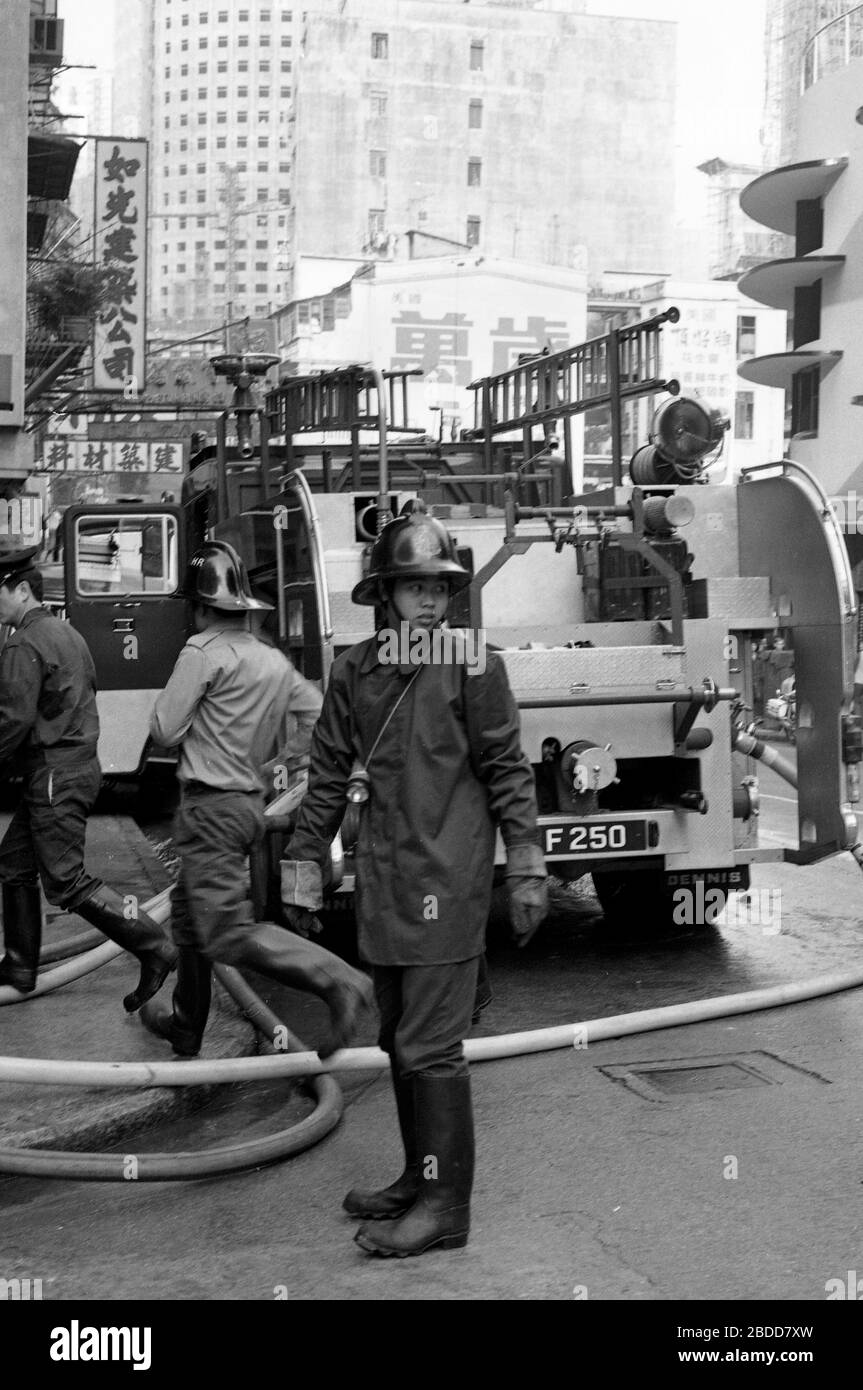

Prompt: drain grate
[598,1051,829,1102]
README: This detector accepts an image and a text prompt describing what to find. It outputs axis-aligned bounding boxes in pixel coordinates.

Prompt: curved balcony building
[739,6,863,501]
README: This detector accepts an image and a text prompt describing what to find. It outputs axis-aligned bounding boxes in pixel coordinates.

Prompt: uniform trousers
[373,956,480,1077]
[0,758,103,909]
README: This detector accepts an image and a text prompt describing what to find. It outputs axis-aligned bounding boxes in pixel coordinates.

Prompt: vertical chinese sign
[93,139,148,393]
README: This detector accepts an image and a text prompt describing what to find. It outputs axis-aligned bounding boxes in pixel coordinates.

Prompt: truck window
[75,515,179,596]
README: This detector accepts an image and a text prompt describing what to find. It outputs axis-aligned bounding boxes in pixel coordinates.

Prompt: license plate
[541,819,648,858]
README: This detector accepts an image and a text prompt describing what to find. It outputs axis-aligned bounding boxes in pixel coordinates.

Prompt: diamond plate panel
[330,591,374,644]
[499,645,686,697]
[707,577,774,623]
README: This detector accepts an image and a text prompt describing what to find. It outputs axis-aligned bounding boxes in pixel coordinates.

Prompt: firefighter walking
[140,541,372,1060]
[282,512,548,1257]
[0,543,177,1008]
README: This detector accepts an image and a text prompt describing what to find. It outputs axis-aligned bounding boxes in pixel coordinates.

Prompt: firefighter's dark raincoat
[287,632,540,966]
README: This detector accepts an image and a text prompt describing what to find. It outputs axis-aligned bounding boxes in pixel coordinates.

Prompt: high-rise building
[289,0,676,288]
[144,0,298,332]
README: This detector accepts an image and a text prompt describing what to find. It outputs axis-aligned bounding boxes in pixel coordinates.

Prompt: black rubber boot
[354,1073,474,1257]
[343,1062,419,1219]
[139,947,212,1057]
[231,921,374,1059]
[0,883,44,993]
[74,886,177,1013]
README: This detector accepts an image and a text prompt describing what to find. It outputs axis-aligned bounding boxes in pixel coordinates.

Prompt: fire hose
[4,880,863,1178]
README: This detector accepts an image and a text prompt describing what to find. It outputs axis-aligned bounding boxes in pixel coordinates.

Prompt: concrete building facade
[289,0,676,287]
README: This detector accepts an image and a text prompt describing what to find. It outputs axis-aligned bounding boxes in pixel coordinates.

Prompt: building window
[258,111,269,122]
[197,137,206,149]
[371,89,387,117]
[370,149,387,177]
[198,62,207,73]
[237,85,248,96]
[468,99,482,128]
[177,263,186,274]
[791,364,820,436]
[239,34,249,47]
[280,85,291,98]
[198,37,207,48]
[256,240,268,248]
[260,60,271,71]
[214,261,226,271]
[177,242,186,252]
[258,136,270,147]
[179,217,187,228]
[218,61,227,72]
[180,89,188,101]
[179,191,187,204]
[467,158,481,187]
[258,161,268,172]
[218,85,229,97]
[470,39,484,70]
[181,38,188,50]
[199,10,208,21]
[257,188,268,201]
[260,34,271,46]
[197,87,207,99]
[736,315,756,358]
[256,283,268,293]
[282,10,292,19]
[197,161,206,173]
[793,280,822,349]
[178,163,188,176]
[239,8,249,18]
[180,115,189,126]
[734,391,755,440]
[369,208,385,238]
[217,111,227,123]
[197,217,206,228]
[371,32,388,59]
[261,9,271,20]
[796,197,824,257]
[279,161,290,173]
[466,216,481,246]
[181,12,189,24]
[238,136,248,147]
[218,9,228,20]
[281,34,292,46]
[259,86,270,98]
[279,189,290,205]
[238,59,249,71]
[238,110,248,122]
[218,35,228,46]
[217,136,227,148]
[281,61,292,71]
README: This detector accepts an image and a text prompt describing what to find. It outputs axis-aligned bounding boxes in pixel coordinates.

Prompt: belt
[182,780,262,797]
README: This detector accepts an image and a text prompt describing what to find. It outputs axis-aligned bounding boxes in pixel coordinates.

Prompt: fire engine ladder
[464,307,681,497]
[264,366,426,492]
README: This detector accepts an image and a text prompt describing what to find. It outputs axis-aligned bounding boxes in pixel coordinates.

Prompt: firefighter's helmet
[180,540,273,612]
[352,513,471,606]
[0,542,41,589]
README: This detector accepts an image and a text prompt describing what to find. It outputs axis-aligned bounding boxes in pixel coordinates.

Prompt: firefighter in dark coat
[282,513,548,1257]
[0,544,176,1008]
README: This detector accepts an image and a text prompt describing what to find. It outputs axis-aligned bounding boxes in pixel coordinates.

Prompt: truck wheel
[592,870,720,932]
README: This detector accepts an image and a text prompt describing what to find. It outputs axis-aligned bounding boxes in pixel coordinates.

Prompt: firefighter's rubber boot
[342,1063,419,1219]
[139,947,212,1057]
[231,921,373,1059]
[0,883,43,993]
[354,1073,474,1257]
[74,886,177,1013]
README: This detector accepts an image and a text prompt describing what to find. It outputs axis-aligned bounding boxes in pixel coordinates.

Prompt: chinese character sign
[93,139,148,393]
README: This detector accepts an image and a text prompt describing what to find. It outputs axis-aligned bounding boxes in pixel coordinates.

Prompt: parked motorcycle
[765,675,796,744]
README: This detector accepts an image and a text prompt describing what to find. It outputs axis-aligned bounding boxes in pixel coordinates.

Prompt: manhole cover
[598,1051,829,1102]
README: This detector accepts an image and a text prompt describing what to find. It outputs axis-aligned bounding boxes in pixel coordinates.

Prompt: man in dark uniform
[0,543,176,1007]
[282,512,548,1257]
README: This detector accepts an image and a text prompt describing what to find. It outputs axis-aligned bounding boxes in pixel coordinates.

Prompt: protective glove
[505,843,549,949]
[281,859,325,938]
[282,905,324,939]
